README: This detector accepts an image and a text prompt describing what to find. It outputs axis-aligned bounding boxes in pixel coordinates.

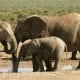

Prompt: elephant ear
[25,15,46,38]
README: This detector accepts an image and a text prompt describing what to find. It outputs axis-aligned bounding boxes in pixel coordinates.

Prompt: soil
[0,49,80,80]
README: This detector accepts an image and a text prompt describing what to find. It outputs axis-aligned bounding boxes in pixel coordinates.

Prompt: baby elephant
[16,36,67,72]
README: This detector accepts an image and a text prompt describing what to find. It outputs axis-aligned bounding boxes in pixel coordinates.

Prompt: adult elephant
[14,13,80,69]
[0,20,17,72]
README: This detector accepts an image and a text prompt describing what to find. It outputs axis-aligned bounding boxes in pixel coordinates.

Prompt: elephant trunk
[1,22,17,54]
[5,33,17,54]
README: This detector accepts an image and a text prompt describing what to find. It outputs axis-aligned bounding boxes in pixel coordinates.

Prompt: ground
[0,45,80,80]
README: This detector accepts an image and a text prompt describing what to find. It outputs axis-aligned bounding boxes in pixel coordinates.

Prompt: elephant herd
[0,13,80,72]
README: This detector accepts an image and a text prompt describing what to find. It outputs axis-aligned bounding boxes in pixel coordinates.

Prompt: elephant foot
[40,70,45,72]
[52,66,61,72]
[76,60,80,70]
[53,68,57,71]
[52,67,58,72]
[33,69,45,72]
[46,68,53,72]
[71,51,77,60]
[70,57,77,60]
[76,65,80,70]
[33,68,40,72]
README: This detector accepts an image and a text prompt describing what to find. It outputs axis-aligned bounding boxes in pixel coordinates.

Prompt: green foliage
[0,0,80,22]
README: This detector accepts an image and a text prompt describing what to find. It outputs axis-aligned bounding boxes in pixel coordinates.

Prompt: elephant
[16,36,67,72]
[71,51,77,60]
[0,20,17,72]
[14,13,80,69]
[71,50,80,60]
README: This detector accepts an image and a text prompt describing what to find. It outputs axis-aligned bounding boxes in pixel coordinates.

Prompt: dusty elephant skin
[0,20,17,72]
[16,37,67,72]
[14,13,80,69]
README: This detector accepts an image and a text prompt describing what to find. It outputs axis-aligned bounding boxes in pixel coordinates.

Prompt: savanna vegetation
[0,0,80,29]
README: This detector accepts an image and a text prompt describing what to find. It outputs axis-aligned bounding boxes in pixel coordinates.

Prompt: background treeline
[0,0,80,29]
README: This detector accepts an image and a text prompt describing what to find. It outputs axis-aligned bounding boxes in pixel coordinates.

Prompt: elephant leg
[12,53,18,72]
[36,57,44,72]
[53,49,64,71]
[71,51,77,60]
[76,60,80,69]
[44,60,53,71]
[53,59,59,71]
[14,56,21,72]
[52,49,63,71]
[32,54,40,72]
[39,63,44,72]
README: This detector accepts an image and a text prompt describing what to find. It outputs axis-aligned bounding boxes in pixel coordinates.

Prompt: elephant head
[0,20,17,54]
[0,20,17,72]
[14,15,46,43]
[17,39,37,58]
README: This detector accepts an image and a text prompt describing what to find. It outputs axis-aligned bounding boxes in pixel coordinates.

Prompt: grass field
[0,0,80,23]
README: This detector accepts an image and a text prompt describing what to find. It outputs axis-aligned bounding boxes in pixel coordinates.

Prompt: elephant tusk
[16,41,23,58]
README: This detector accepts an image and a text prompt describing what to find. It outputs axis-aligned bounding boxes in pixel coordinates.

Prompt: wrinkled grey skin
[16,37,67,72]
[0,20,17,72]
[14,13,80,69]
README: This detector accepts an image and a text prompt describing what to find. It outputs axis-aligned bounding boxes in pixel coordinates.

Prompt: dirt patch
[0,51,80,80]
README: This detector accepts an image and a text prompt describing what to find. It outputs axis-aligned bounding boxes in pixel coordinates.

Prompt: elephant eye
[23,34,30,41]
